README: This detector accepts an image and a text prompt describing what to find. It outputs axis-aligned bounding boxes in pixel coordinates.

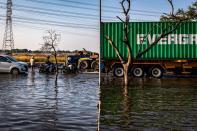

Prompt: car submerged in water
[0,55,28,74]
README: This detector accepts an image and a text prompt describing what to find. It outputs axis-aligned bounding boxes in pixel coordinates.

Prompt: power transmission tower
[2,0,14,51]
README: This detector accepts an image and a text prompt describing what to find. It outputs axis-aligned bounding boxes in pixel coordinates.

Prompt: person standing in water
[30,56,35,71]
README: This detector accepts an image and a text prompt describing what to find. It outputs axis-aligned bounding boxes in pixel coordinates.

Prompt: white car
[0,55,28,74]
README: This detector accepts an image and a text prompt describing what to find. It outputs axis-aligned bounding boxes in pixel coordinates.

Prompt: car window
[6,56,17,62]
[0,56,9,62]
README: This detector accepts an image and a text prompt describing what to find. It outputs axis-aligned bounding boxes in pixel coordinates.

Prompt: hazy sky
[0,0,196,52]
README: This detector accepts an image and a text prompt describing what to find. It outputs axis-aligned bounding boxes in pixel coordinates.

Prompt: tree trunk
[123,64,129,86]
[54,54,58,73]
[54,54,58,85]
[52,45,58,74]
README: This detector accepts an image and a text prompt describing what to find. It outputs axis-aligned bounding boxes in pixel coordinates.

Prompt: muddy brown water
[0,71,196,130]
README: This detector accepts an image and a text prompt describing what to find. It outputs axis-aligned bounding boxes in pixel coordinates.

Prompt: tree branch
[117,16,124,22]
[136,22,182,58]
[105,35,124,62]
[168,0,174,16]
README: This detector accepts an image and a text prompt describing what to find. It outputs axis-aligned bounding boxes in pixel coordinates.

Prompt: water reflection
[99,78,197,130]
[0,71,99,130]
[1,71,196,130]
[27,71,35,86]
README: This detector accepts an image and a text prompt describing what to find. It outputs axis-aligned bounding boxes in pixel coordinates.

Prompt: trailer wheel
[113,66,124,77]
[79,61,89,69]
[132,67,144,77]
[150,67,163,78]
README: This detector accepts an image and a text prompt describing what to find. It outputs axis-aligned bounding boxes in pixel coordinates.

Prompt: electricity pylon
[2,0,14,51]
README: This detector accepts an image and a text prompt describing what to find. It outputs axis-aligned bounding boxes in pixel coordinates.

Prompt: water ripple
[0,71,99,131]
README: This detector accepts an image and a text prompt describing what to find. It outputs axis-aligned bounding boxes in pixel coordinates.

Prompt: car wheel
[11,68,19,75]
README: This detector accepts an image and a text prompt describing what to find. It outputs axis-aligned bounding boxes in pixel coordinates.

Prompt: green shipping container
[101,22,197,60]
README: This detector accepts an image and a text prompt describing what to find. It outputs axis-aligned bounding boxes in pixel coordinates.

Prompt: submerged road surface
[0,70,197,130]
[0,71,99,130]
[100,77,197,130]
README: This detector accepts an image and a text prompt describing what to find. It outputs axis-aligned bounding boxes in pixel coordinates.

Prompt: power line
[0,0,163,22]
[0,4,99,20]
[0,2,161,21]
[0,17,98,37]
[14,15,97,27]
[18,0,100,11]
[0,6,99,27]
[0,6,159,21]
[40,0,163,14]
[13,19,98,30]
[13,22,98,37]
[0,15,99,30]
[0,1,160,30]
[0,6,147,24]
[0,11,158,25]
[50,0,99,7]
[16,0,127,14]
[11,2,98,18]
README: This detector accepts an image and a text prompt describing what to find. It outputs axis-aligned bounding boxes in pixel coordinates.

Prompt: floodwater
[0,70,99,131]
[100,77,197,130]
[0,71,197,130]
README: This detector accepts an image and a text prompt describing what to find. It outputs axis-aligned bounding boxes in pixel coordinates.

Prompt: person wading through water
[30,56,35,71]
[45,55,53,72]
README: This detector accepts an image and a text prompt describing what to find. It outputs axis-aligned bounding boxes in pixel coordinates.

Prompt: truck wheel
[11,68,19,75]
[132,67,144,77]
[91,60,99,71]
[150,67,163,78]
[79,61,89,70]
[113,66,124,77]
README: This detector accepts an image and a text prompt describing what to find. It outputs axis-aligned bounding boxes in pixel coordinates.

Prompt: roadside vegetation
[12,54,66,63]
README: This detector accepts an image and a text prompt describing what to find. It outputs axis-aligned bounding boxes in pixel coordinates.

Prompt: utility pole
[2,0,14,52]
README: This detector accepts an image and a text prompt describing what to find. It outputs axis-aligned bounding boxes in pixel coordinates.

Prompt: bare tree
[105,0,132,86]
[41,29,61,74]
[40,42,51,53]
[105,0,196,85]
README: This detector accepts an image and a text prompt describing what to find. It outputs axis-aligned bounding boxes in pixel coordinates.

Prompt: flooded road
[0,71,99,130]
[0,71,197,130]
[100,77,197,130]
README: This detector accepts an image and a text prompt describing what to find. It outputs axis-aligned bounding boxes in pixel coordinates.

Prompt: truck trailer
[100,22,197,78]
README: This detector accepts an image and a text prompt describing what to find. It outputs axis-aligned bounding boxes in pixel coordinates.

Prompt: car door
[0,56,12,73]
[0,57,2,72]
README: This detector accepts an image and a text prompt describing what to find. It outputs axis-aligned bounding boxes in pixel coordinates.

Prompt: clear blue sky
[102,0,196,21]
[0,0,196,52]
